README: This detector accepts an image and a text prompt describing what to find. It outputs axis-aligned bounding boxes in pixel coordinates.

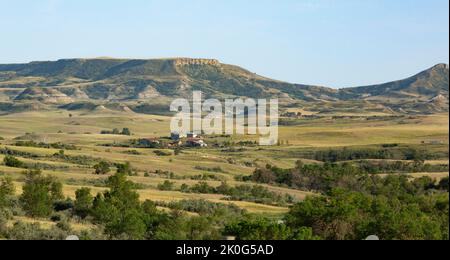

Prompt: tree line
[157,180,294,206]
[0,171,313,240]
[309,146,447,162]
[1,167,448,240]
[250,161,449,193]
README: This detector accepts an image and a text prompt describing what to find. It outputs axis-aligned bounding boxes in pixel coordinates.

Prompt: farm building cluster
[136,132,208,149]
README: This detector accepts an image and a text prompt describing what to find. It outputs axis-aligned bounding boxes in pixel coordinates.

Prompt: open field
[0,111,448,219]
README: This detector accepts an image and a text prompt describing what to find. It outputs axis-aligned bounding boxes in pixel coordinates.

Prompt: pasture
[0,110,448,224]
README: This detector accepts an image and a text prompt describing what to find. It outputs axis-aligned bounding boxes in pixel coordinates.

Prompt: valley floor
[0,110,448,231]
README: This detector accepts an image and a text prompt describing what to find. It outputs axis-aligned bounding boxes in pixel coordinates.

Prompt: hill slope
[0,58,448,114]
[346,64,449,99]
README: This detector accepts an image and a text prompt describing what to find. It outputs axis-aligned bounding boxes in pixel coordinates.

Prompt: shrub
[438,177,449,192]
[94,161,111,175]
[224,217,320,240]
[157,181,175,191]
[3,155,25,168]
[194,166,226,173]
[180,184,190,193]
[54,199,74,212]
[116,162,134,176]
[56,219,72,232]
[123,150,142,155]
[154,150,172,157]
[14,141,77,150]
[191,182,216,194]
[121,128,131,136]
[3,221,71,240]
[162,199,245,216]
[100,128,132,136]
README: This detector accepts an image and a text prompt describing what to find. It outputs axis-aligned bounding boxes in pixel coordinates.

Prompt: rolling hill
[346,63,449,99]
[0,58,448,114]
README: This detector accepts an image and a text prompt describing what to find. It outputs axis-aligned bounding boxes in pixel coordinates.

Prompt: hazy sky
[0,0,448,87]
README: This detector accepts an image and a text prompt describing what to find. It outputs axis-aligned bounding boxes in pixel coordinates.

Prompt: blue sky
[0,0,448,87]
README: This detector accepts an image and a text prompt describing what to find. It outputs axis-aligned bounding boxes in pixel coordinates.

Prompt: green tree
[112,128,121,135]
[286,189,448,240]
[185,216,219,240]
[121,128,131,136]
[116,162,133,176]
[0,177,15,208]
[92,173,146,239]
[292,227,322,240]
[74,188,94,218]
[20,169,64,218]
[438,177,449,192]
[224,217,312,240]
[94,161,110,175]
